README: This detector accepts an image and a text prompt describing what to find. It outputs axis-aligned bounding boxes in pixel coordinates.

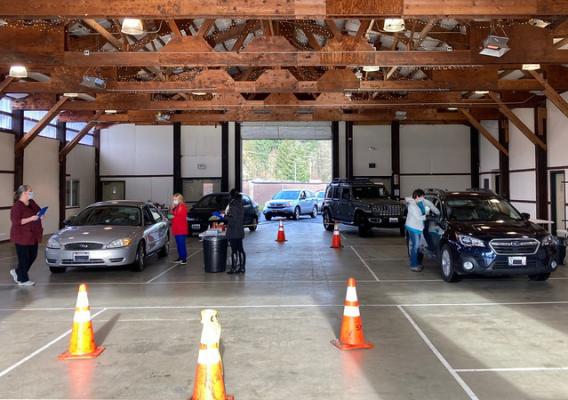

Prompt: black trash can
[203,236,228,273]
[557,236,566,266]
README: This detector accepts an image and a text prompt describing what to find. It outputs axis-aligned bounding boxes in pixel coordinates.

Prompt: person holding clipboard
[9,185,45,286]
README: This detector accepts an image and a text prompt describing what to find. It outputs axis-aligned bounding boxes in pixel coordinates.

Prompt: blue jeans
[407,230,423,267]
[175,235,187,261]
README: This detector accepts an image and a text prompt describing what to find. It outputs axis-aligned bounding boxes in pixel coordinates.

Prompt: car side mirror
[63,216,75,226]
[521,212,531,221]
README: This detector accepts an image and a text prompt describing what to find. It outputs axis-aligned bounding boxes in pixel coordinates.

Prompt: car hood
[452,220,547,240]
[52,225,140,245]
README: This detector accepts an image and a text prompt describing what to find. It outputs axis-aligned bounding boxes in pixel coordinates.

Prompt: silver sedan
[45,201,170,273]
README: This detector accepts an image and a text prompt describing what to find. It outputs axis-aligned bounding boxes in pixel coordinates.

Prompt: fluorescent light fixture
[474,90,489,95]
[522,63,541,71]
[121,18,144,35]
[528,18,550,28]
[384,18,405,33]
[9,65,27,78]
[362,66,381,72]
[105,109,118,114]
[63,92,79,98]
[447,107,458,111]
[479,35,510,58]
[80,75,107,89]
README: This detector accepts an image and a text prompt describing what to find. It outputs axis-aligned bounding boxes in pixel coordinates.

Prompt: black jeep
[322,178,406,237]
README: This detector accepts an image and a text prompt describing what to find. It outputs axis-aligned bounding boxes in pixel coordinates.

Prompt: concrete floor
[1,216,568,400]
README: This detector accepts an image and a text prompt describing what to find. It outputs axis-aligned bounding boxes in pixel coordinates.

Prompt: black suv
[322,178,406,237]
[421,189,560,282]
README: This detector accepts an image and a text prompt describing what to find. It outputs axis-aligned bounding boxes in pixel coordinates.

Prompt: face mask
[28,192,34,200]
[173,200,179,206]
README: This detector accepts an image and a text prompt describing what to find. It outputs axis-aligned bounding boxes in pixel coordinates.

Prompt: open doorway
[550,171,566,236]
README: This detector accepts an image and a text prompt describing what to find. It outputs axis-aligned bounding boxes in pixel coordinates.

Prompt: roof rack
[466,188,496,194]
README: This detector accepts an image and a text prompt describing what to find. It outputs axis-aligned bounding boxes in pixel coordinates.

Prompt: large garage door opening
[241,122,332,208]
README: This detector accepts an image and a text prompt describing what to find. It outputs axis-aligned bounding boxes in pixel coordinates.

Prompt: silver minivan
[45,201,170,273]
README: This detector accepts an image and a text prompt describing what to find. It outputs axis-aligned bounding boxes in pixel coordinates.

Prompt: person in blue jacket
[405,189,440,272]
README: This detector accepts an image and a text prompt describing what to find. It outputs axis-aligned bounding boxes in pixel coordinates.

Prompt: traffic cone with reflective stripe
[330,223,343,248]
[59,284,105,360]
[275,220,287,242]
[190,309,234,400]
[331,278,374,351]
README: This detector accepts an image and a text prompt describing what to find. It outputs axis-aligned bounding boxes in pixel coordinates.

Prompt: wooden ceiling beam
[167,19,182,37]
[458,108,509,155]
[0,76,15,98]
[1,1,565,18]
[15,96,69,152]
[528,69,568,119]
[59,110,103,161]
[488,91,547,150]
[82,19,124,50]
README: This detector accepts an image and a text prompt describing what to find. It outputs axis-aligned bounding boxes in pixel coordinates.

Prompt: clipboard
[37,207,48,218]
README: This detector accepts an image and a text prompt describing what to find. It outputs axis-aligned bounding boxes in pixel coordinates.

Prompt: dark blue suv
[421,189,559,282]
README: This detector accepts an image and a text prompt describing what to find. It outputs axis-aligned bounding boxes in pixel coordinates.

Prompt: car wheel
[528,273,550,281]
[440,245,461,282]
[323,210,334,231]
[293,207,300,220]
[131,242,146,272]
[265,215,272,221]
[249,217,258,231]
[158,237,169,258]
[49,266,66,274]
[358,224,371,237]
[311,206,318,218]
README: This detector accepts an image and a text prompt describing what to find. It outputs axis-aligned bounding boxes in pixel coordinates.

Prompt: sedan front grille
[489,239,540,255]
[65,242,104,250]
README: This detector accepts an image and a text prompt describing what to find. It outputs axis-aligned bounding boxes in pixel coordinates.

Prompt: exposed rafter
[458,108,509,155]
[59,111,103,161]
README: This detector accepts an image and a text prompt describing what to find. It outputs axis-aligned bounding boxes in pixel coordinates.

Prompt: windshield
[196,195,229,209]
[317,192,325,199]
[273,191,300,200]
[72,206,142,226]
[352,186,388,200]
[446,197,523,222]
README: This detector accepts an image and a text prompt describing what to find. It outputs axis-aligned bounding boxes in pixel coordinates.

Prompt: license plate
[73,252,90,262]
[191,224,201,230]
[508,256,527,266]
[389,217,399,223]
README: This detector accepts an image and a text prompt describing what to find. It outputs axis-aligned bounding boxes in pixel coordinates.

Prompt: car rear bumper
[45,247,137,267]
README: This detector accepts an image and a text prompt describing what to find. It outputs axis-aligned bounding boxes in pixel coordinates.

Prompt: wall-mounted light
[522,64,541,71]
[121,18,144,35]
[384,18,405,33]
[9,65,28,78]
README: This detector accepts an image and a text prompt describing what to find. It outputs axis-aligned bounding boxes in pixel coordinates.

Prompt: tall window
[66,122,95,146]
[66,180,80,208]
[24,110,57,138]
[0,98,12,130]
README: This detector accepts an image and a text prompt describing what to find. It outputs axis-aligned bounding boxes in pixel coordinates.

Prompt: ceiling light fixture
[528,18,550,28]
[105,109,118,114]
[63,92,79,98]
[447,107,458,111]
[362,66,381,72]
[474,90,489,95]
[192,92,207,96]
[479,34,510,58]
[121,18,144,35]
[9,65,28,78]
[522,63,541,71]
[383,18,405,33]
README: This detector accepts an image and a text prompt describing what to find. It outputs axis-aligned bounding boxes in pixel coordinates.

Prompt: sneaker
[9,269,19,284]
[180,260,187,265]
[410,266,423,272]
[18,280,35,286]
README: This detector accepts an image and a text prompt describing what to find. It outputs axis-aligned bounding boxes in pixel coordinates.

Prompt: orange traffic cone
[190,309,234,400]
[59,284,105,360]
[330,223,343,248]
[331,278,374,351]
[275,220,287,242]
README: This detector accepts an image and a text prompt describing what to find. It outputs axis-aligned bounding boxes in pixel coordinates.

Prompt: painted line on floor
[145,249,202,284]
[0,308,107,379]
[398,305,479,400]
[455,367,568,373]
[350,245,380,281]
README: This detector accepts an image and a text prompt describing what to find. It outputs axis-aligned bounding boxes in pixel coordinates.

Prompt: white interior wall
[65,144,95,218]
[0,133,15,239]
[181,125,222,178]
[399,124,471,197]
[352,125,391,177]
[23,137,59,235]
[547,92,568,232]
[478,120,500,191]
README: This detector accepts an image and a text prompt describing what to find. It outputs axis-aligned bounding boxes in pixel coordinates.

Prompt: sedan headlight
[106,238,133,249]
[47,237,61,249]
[542,234,557,246]
[457,234,485,247]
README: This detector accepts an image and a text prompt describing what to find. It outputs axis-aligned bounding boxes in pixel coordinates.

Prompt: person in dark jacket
[225,189,246,274]
[10,185,44,286]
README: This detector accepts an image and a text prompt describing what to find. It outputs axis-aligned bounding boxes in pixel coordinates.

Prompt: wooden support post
[488,92,547,151]
[15,96,69,152]
[498,119,510,200]
[391,121,401,199]
[56,120,66,228]
[470,124,480,189]
[535,106,548,220]
[12,110,24,191]
[345,121,353,179]
[94,129,102,202]
[332,121,339,179]
[221,122,229,192]
[458,108,509,155]
[173,122,182,194]
[59,111,102,161]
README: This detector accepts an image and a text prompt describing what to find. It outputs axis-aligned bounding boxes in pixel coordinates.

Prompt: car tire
[265,215,272,221]
[358,224,371,237]
[323,210,334,231]
[158,237,169,258]
[49,266,66,274]
[249,217,258,231]
[131,242,146,272]
[528,273,550,281]
[293,207,300,220]
[440,245,461,282]
[310,206,318,218]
